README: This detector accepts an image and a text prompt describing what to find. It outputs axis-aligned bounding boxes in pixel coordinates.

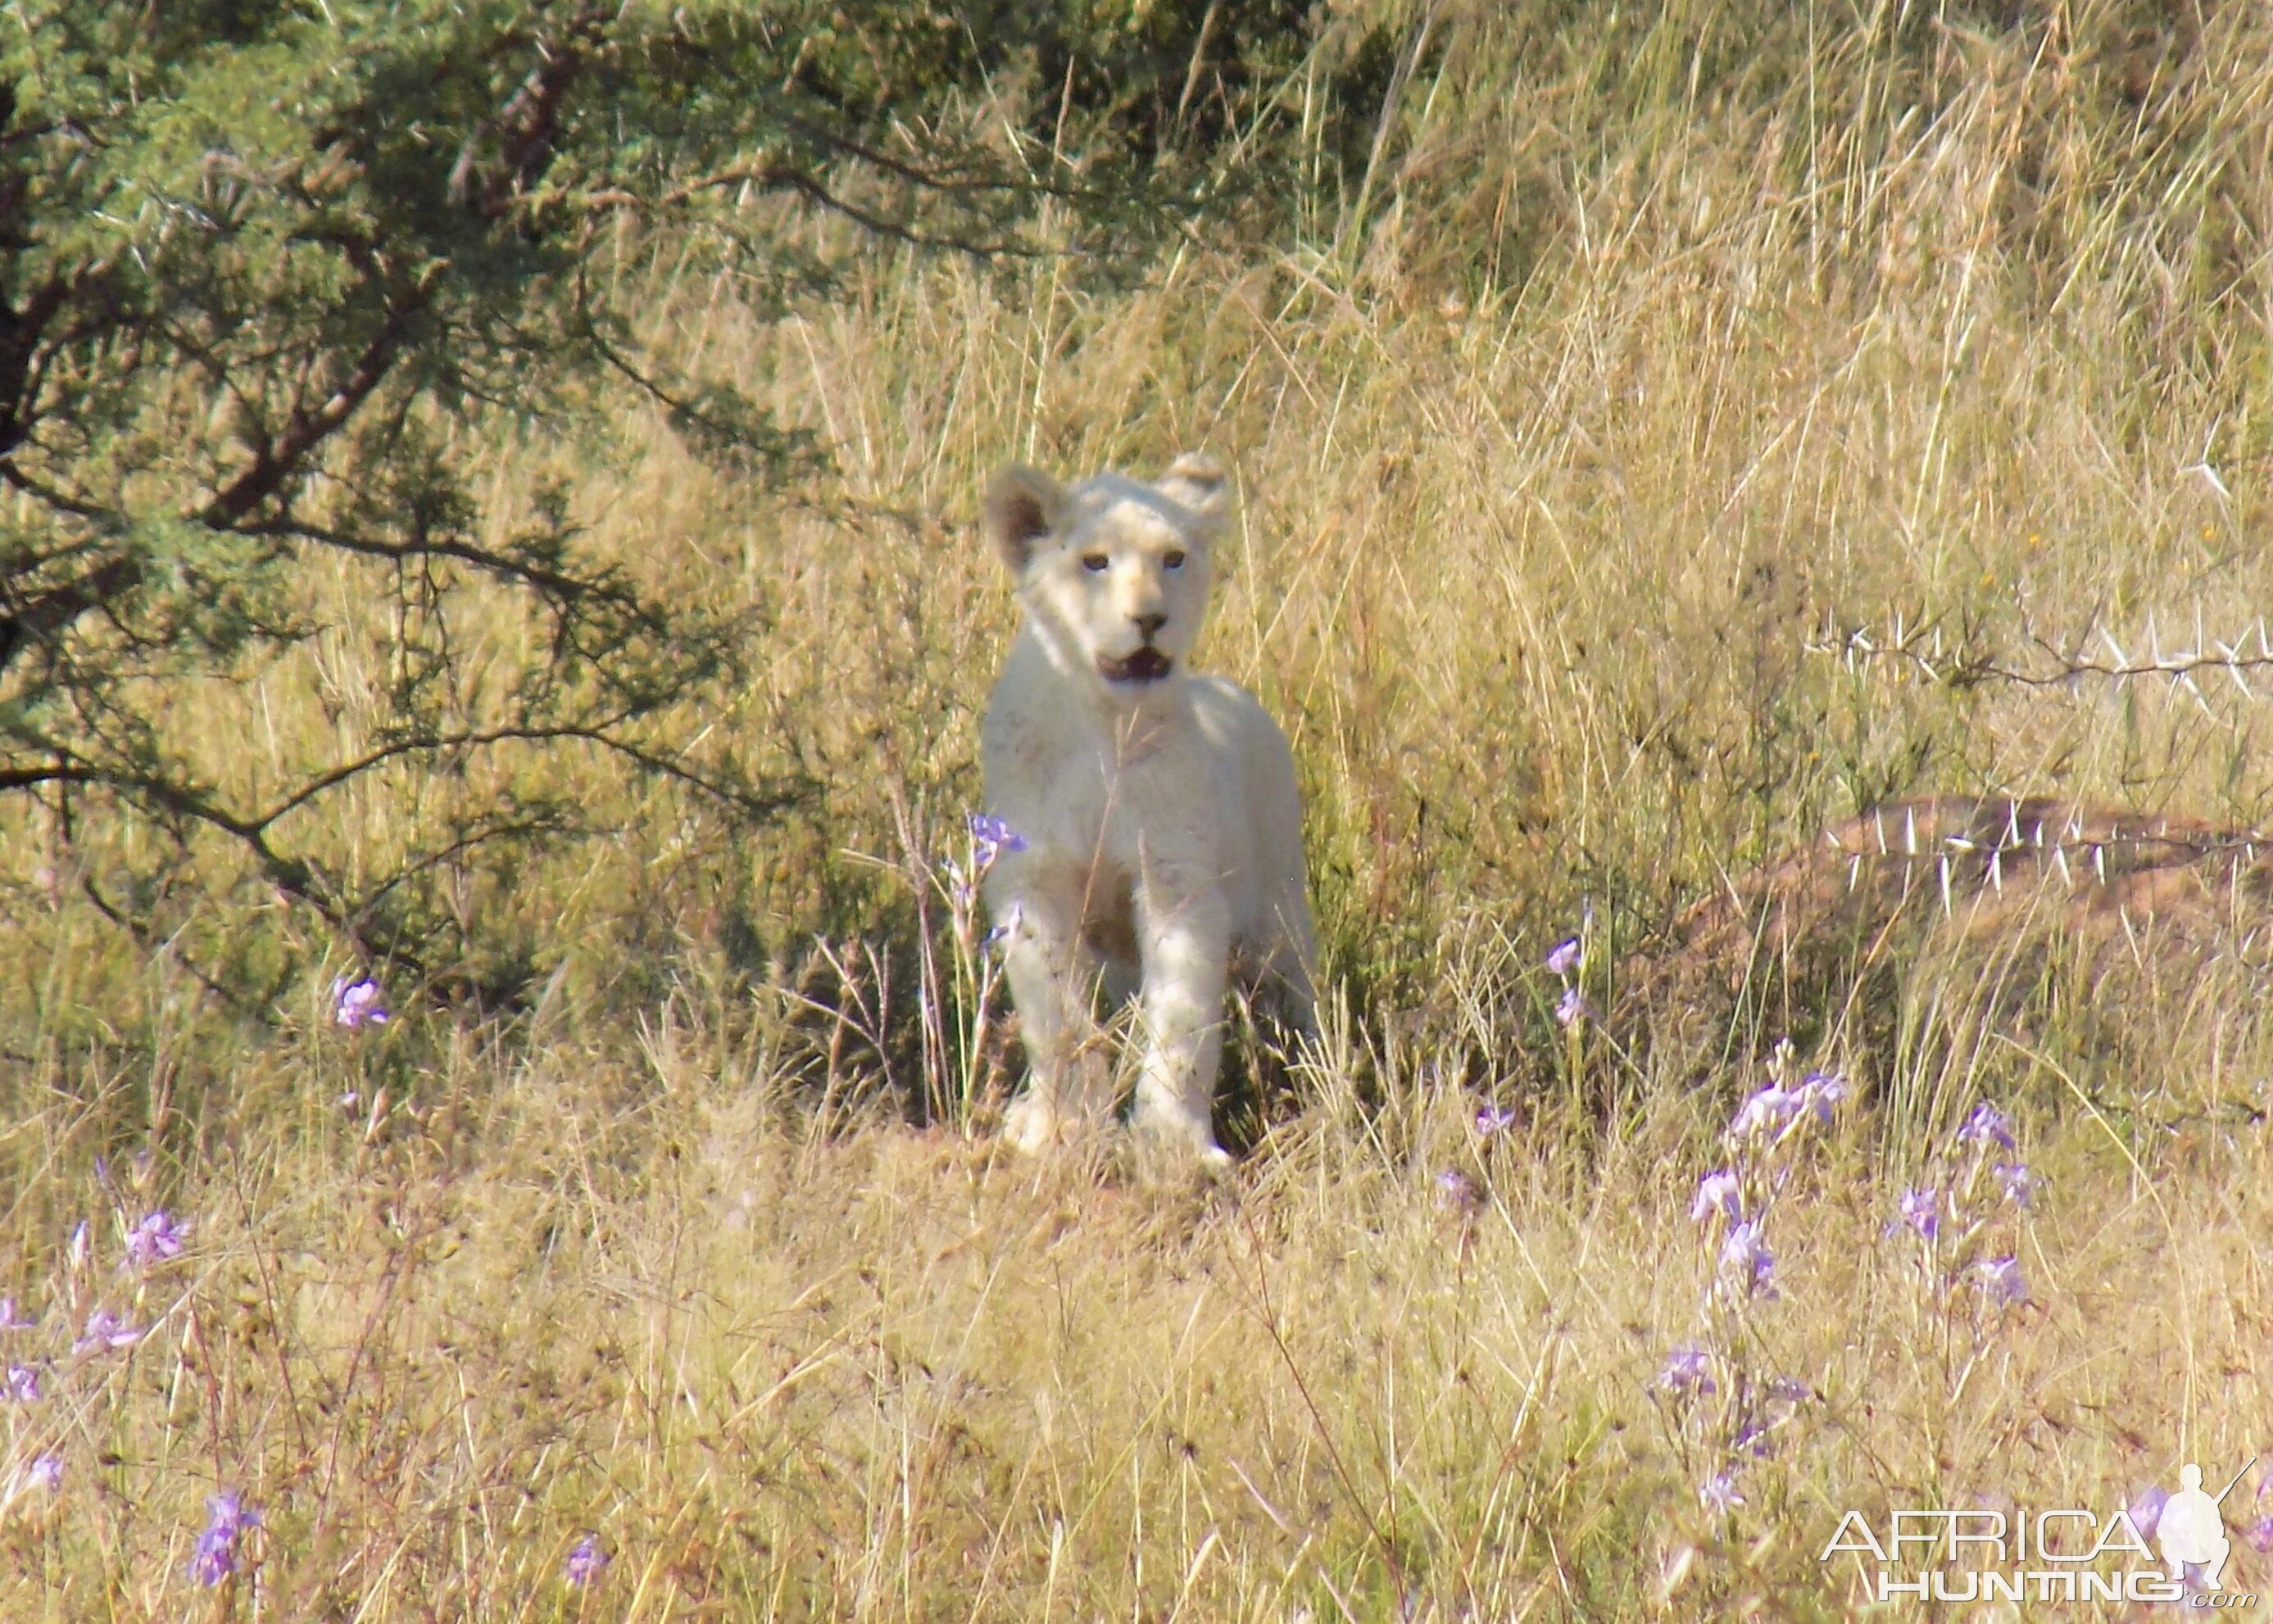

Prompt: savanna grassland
[7,2,2273,1618]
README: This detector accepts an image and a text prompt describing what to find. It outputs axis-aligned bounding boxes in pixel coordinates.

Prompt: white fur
[979,453,1317,1164]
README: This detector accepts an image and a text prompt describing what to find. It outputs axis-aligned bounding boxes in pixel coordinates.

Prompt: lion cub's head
[983,453,1232,698]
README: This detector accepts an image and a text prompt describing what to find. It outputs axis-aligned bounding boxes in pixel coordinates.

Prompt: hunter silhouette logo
[2157,1460,2251,1591]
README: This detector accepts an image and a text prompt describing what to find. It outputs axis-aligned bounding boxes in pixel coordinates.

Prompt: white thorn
[2185,460,2231,501]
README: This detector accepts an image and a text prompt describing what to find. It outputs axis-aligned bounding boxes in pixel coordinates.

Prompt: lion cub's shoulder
[1185,673,1291,758]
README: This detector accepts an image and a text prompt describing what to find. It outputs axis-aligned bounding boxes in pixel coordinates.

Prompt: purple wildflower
[1992,1162,2044,1209]
[2126,1486,2169,1544]
[1553,984,1591,1027]
[124,1209,188,1270]
[1545,937,1581,977]
[1795,1069,1848,1124]
[1976,1255,2028,1307]
[24,1454,61,1495]
[4,1365,37,1404]
[967,814,1028,868]
[1767,1375,1810,1406]
[1734,1421,1773,1458]
[2244,1516,2273,1554]
[1896,1186,1941,1242]
[188,1491,257,1587]
[67,1221,89,1271]
[1700,1471,1744,1513]
[1718,1221,1777,1298]
[1690,1170,1743,1223]
[565,1533,610,1587]
[1435,1168,1482,1215]
[1657,1345,1715,1396]
[1726,1083,1798,1139]
[1472,1103,1518,1137]
[1957,1102,2017,1152]
[72,1309,140,1355]
[0,1297,31,1332]
[333,976,390,1029]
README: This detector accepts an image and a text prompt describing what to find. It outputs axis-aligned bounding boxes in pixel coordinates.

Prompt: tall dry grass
[9,1,2273,1616]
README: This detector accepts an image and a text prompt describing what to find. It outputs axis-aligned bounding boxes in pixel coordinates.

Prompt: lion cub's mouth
[1096,647,1174,684]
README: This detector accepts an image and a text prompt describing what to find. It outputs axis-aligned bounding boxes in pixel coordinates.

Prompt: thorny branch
[571,161,1050,259]
[1808,611,2273,702]
[1,716,802,978]
[200,297,423,526]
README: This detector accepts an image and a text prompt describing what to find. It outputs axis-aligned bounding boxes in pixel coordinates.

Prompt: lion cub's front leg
[996,879,1117,1154]
[1127,883,1233,1166]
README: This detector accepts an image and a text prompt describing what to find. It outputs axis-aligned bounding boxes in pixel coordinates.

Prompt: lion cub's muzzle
[1096,647,1174,684]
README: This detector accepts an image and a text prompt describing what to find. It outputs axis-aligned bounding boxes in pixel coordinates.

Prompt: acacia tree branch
[0,760,335,923]
[246,719,803,832]
[447,6,612,218]
[0,295,420,677]
[773,112,1095,200]
[200,296,421,526]
[743,166,1036,259]
[0,273,71,457]
[0,553,143,674]
[2,708,802,988]
[242,517,606,606]
[575,163,1045,259]
[0,456,120,522]
[5,720,801,905]
[350,815,580,917]
[76,873,273,1022]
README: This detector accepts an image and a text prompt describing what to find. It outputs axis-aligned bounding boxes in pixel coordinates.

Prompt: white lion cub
[979,451,1317,1165]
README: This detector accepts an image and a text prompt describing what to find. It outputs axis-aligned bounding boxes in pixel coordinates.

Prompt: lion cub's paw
[1000,1094,1059,1156]
[1001,1094,1119,1156]
[1128,1110,1234,1175]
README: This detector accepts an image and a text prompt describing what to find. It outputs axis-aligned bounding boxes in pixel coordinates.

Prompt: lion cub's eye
[1163,549,1186,571]
[1081,553,1109,573]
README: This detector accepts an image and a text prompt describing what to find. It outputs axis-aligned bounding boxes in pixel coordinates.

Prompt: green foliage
[0,0,1368,1012]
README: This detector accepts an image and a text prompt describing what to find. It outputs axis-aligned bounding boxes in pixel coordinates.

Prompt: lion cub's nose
[1133,612,1168,642]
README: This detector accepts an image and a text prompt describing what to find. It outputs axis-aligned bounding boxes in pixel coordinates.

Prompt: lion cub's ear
[983,465,1069,571]
[1156,451,1232,537]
